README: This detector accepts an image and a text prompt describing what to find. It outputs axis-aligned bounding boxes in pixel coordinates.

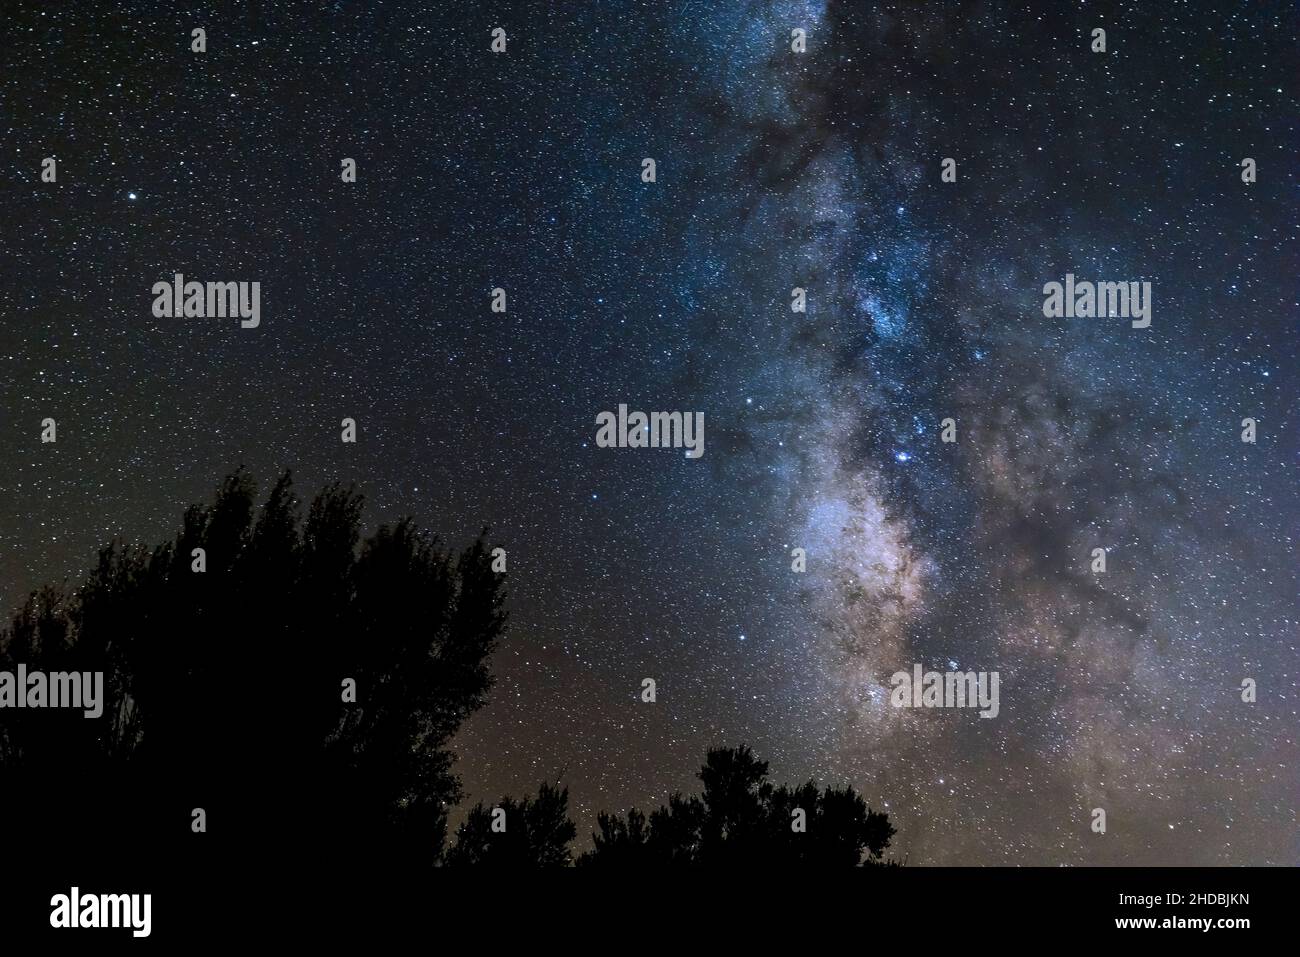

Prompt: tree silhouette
[445,782,577,867]
[0,470,506,873]
[0,470,903,872]
[580,746,898,866]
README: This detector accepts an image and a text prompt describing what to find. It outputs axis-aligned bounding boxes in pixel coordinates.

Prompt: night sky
[2,0,1296,865]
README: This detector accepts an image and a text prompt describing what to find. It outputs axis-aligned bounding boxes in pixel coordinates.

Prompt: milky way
[1,0,1295,864]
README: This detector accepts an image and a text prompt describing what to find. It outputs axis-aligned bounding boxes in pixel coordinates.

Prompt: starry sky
[2,0,1296,865]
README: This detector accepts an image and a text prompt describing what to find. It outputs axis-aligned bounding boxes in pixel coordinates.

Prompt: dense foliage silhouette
[0,470,506,873]
[578,745,898,866]
[446,782,577,867]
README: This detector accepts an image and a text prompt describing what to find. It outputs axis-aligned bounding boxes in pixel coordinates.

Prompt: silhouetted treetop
[446,782,577,867]
[0,470,507,870]
[580,745,898,867]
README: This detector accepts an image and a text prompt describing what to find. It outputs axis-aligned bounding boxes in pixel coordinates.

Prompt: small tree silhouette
[580,746,898,866]
[445,782,577,867]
